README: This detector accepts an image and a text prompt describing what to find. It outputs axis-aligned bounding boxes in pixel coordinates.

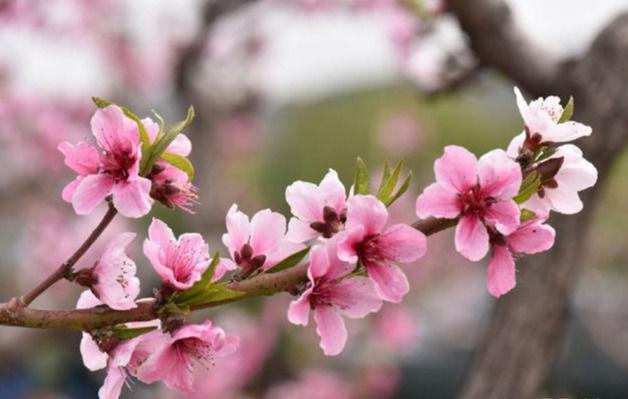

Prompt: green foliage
[161,152,195,180]
[266,247,310,274]
[520,208,537,222]
[558,96,574,123]
[353,157,370,195]
[111,325,158,340]
[513,172,541,204]
[376,160,413,206]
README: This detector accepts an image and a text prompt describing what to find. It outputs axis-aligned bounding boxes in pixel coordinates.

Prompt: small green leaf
[533,146,557,163]
[377,161,403,203]
[111,325,158,340]
[353,157,370,195]
[386,170,412,206]
[174,253,221,304]
[151,110,165,141]
[558,96,574,123]
[161,152,195,180]
[141,106,195,176]
[180,284,246,308]
[520,208,537,222]
[513,171,541,204]
[266,247,310,274]
[91,96,111,108]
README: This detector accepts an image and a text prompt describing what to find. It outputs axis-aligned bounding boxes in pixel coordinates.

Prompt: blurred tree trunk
[448,1,628,397]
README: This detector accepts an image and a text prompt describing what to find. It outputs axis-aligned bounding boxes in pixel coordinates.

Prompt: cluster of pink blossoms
[56,87,596,398]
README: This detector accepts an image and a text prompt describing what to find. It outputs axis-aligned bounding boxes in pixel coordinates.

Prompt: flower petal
[484,200,520,235]
[477,149,522,199]
[415,182,461,219]
[366,261,410,303]
[331,277,382,318]
[455,215,489,261]
[285,181,324,222]
[287,289,312,326]
[58,141,99,175]
[319,169,346,212]
[80,333,108,371]
[377,224,427,263]
[98,365,126,399]
[434,145,477,193]
[336,226,365,264]
[147,218,176,248]
[486,245,516,298]
[345,195,388,236]
[250,209,286,255]
[286,217,319,243]
[508,220,555,254]
[72,174,114,215]
[111,177,153,218]
[314,306,348,356]
[224,204,251,254]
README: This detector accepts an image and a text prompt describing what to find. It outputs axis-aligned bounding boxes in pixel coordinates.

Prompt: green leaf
[266,247,310,274]
[533,146,557,163]
[558,96,574,123]
[386,170,412,206]
[377,161,403,203]
[513,172,541,204]
[141,106,195,176]
[174,253,221,303]
[151,110,165,141]
[111,325,158,340]
[91,97,152,167]
[520,208,537,222]
[179,284,246,308]
[353,157,370,195]
[161,152,195,180]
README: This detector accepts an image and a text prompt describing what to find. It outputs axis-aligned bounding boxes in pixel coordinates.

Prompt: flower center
[99,149,136,182]
[309,206,347,238]
[234,243,266,277]
[458,185,495,217]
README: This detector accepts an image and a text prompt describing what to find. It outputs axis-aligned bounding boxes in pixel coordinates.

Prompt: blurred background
[0,0,627,398]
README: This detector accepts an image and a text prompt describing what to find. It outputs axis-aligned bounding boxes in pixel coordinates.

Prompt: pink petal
[314,306,348,356]
[285,180,324,222]
[336,226,365,264]
[141,117,159,143]
[147,218,176,248]
[287,288,312,326]
[111,177,153,218]
[250,209,286,255]
[415,182,461,219]
[62,176,83,203]
[72,174,114,215]
[484,200,521,235]
[434,145,477,193]
[76,290,102,309]
[167,134,192,157]
[98,365,126,399]
[544,185,584,215]
[506,132,525,158]
[366,261,410,303]
[319,169,346,212]
[554,145,597,191]
[308,244,331,280]
[286,217,319,243]
[345,195,388,236]
[477,149,522,199]
[377,224,427,263]
[80,333,107,371]
[331,277,382,318]
[455,215,489,261]
[322,237,356,281]
[264,241,306,270]
[514,87,549,135]
[486,245,516,298]
[91,105,138,153]
[544,120,592,143]
[58,141,99,175]
[508,220,555,254]
[143,240,177,287]
[223,204,251,254]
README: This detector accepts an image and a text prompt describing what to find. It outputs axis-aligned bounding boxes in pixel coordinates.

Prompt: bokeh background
[1,0,628,398]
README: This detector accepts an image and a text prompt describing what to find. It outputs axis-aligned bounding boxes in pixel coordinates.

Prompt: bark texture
[449,2,628,397]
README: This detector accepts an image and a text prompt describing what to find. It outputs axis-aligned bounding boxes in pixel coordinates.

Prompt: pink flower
[142,117,199,213]
[288,239,382,356]
[143,218,210,290]
[88,232,140,310]
[76,291,165,399]
[221,204,305,276]
[139,320,239,393]
[59,105,153,218]
[415,145,522,261]
[285,169,348,242]
[510,144,597,215]
[486,217,555,297]
[510,87,591,151]
[338,195,427,303]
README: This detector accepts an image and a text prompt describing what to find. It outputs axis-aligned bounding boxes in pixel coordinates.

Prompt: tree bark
[452,5,628,398]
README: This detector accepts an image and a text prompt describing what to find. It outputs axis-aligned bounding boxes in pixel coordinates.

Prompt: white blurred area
[1,0,627,102]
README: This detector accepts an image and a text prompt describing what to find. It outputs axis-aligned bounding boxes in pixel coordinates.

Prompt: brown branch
[0,217,456,331]
[446,0,561,97]
[19,203,118,306]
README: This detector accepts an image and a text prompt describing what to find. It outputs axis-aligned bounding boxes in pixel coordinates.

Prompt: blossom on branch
[288,238,382,356]
[416,145,522,262]
[59,105,153,218]
[338,195,427,303]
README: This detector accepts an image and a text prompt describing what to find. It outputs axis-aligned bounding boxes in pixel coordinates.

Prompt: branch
[446,0,561,96]
[0,217,456,331]
[19,203,118,306]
